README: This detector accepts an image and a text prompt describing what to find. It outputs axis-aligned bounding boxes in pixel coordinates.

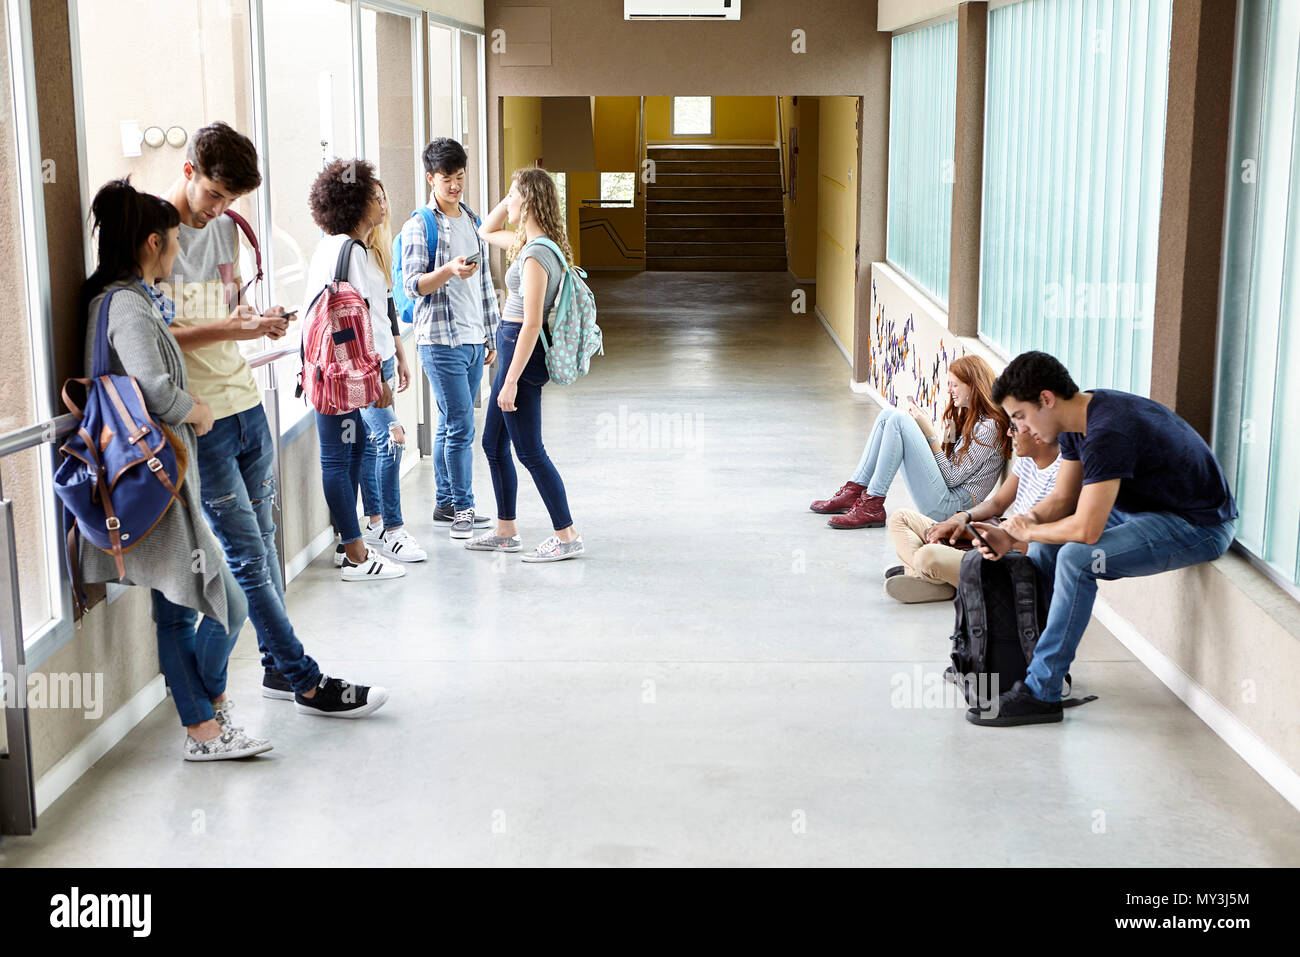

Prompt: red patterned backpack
[296,238,382,415]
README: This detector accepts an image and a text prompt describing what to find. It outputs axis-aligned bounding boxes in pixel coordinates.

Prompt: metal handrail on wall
[0,344,292,838]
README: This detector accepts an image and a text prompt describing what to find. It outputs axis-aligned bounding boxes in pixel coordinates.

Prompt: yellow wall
[816,96,859,353]
[778,96,820,281]
[645,95,777,142]
[503,96,543,180]
[594,96,640,170]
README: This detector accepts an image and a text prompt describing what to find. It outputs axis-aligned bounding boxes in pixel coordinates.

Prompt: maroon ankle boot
[827,491,887,529]
[810,481,867,514]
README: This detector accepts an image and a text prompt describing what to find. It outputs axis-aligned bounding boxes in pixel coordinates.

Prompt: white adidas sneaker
[380,527,427,563]
[339,547,407,581]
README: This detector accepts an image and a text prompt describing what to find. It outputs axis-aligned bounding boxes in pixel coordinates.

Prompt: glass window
[1213,0,1300,589]
[672,96,711,136]
[600,172,635,203]
[263,0,357,434]
[428,23,456,142]
[886,19,956,306]
[1,0,60,648]
[459,29,484,212]
[979,0,1172,395]
[361,5,423,227]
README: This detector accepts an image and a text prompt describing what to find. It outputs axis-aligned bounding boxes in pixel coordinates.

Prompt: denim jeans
[197,405,321,693]
[1025,508,1237,701]
[316,407,365,544]
[360,355,404,529]
[418,342,485,511]
[482,322,572,530]
[851,407,974,521]
[152,561,248,727]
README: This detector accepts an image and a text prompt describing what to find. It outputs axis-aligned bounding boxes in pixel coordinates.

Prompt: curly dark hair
[188,121,261,194]
[992,351,1081,405]
[308,159,379,236]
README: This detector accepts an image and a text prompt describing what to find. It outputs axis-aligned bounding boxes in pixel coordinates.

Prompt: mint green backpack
[526,237,603,385]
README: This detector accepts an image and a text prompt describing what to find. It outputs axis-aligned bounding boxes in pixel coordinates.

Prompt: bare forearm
[505,321,542,383]
[415,263,453,296]
[171,318,258,350]
[1023,514,1098,546]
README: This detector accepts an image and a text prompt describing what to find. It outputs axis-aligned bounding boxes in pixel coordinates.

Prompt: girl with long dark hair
[79,177,270,761]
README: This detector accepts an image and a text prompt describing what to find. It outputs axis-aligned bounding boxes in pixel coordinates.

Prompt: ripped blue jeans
[196,404,321,695]
[359,355,405,530]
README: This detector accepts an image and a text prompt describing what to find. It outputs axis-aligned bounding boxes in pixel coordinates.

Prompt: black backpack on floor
[948,548,1097,710]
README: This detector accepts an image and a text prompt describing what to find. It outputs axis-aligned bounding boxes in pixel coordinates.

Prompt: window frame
[8,0,73,670]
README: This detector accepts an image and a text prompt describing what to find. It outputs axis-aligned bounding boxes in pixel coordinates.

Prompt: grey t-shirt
[443,210,485,345]
[503,242,565,330]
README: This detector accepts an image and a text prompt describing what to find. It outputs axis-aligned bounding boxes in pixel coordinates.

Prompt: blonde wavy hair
[506,168,572,266]
[367,179,392,288]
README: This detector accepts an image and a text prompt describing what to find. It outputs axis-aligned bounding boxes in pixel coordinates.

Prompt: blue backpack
[391,205,481,323]
[54,288,188,615]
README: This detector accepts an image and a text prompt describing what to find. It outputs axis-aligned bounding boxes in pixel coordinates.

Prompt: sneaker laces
[454,509,474,524]
[535,535,561,555]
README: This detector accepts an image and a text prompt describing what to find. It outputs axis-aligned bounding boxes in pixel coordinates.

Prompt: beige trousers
[888,507,964,587]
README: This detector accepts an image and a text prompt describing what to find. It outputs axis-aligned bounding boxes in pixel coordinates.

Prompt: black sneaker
[433,502,491,526]
[965,680,1063,727]
[884,564,906,579]
[294,675,389,719]
[262,668,295,701]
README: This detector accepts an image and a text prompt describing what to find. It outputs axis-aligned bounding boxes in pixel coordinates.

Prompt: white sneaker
[339,547,407,581]
[362,520,384,548]
[380,527,427,563]
[183,727,273,762]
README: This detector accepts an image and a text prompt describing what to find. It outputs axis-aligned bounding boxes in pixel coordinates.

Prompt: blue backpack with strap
[391,205,482,323]
[53,288,188,615]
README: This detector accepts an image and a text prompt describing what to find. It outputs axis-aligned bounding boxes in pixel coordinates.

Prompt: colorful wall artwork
[864,272,967,422]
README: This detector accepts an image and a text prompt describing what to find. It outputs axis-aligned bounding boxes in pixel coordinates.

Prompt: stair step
[648,146,780,162]
[653,172,783,188]
[652,159,781,173]
[646,241,787,257]
[647,199,783,214]
[647,226,786,243]
[647,213,786,228]
[646,186,784,202]
[646,255,788,271]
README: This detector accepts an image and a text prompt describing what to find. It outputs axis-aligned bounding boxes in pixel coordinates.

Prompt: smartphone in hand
[964,522,993,552]
[463,251,481,266]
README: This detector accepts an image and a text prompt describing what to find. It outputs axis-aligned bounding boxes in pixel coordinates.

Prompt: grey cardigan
[79,279,229,627]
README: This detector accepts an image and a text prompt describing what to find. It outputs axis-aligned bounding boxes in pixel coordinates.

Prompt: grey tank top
[503,242,565,326]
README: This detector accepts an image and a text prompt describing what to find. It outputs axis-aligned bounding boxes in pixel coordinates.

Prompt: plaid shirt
[401,201,501,348]
[138,279,176,326]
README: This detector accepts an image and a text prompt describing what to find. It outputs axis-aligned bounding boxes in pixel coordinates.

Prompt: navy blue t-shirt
[1058,389,1238,526]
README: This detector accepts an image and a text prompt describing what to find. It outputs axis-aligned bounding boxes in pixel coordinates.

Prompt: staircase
[645,145,787,271]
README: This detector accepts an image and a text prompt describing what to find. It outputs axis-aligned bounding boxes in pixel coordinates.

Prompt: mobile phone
[463,251,481,266]
[277,309,298,319]
[964,522,993,552]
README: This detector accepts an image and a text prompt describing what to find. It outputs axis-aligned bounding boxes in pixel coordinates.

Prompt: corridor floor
[5,271,1298,867]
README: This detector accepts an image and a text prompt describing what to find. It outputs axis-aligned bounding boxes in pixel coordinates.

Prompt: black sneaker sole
[965,708,1063,727]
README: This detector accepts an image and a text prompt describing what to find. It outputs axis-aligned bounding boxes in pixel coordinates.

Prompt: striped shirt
[400,201,501,348]
[933,415,1006,507]
[1009,453,1062,517]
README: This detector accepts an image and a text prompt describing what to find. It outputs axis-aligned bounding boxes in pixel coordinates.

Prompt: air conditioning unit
[625,1,740,21]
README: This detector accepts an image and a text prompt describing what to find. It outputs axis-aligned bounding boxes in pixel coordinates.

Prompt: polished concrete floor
[4,271,1299,866]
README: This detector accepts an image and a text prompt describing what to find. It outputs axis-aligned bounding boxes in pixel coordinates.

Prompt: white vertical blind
[979,0,1172,395]
[1215,0,1300,587]
[886,19,957,306]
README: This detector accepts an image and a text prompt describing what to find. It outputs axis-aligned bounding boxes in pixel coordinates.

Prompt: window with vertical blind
[886,18,957,306]
[978,0,1172,395]
[1214,0,1300,591]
